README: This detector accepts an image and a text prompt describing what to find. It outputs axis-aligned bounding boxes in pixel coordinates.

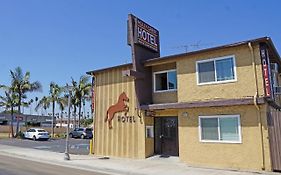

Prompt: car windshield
[37,129,46,132]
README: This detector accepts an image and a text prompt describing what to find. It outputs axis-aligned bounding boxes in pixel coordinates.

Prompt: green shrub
[16,131,25,139]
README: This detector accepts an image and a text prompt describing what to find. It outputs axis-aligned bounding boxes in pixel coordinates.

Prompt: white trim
[153,69,177,93]
[196,55,237,86]
[146,125,154,138]
[198,114,242,144]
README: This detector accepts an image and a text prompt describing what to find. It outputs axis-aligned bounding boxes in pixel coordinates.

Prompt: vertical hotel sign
[128,14,160,53]
[260,43,273,98]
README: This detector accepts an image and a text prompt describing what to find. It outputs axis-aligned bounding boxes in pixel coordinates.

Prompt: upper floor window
[196,55,236,85]
[154,69,177,92]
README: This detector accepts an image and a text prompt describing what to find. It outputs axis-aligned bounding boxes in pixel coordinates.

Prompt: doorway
[155,117,179,156]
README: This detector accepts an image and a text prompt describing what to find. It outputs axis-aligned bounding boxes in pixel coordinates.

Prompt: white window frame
[196,55,237,85]
[153,69,177,93]
[146,125,154,138]
[198,114,242,144]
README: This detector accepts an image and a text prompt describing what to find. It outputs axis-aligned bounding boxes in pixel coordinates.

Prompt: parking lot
[0,138,90,155]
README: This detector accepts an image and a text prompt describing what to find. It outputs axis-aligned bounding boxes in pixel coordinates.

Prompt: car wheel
[33,136,36,141]
[69,133,73,138]
[80,134,85,139]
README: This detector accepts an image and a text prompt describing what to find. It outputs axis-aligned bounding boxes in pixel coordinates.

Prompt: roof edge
[86,37,280,74]
[140,97,265,110]
[144,37,272,66]
[86,63,133,75]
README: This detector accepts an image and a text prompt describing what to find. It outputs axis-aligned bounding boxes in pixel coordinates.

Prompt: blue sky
[0,0,280,114]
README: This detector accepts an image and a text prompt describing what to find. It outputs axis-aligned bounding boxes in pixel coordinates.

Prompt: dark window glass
[198,57,235,84]
[219,117,239,141]
[198,61,215,83]
[38,129,46,132]
[168,71,177,90]
[201,118,218,140]
[216,58,235,81]
[155,72,168,91]
[155,70,177,91]
[200,116,240,142]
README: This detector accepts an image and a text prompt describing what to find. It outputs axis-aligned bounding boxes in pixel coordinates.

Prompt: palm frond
[35,96,51,111]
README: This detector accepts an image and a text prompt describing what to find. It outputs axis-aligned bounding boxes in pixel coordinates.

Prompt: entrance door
[155,117,179,156]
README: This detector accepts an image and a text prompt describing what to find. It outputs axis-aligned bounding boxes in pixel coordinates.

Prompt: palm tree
[10,67,42,133]
[49,82,64,137]
[34,97,39,115]
[35,96,50,116]
[57,95,67,128]
[71,75,91,127]
[0,88,18,138]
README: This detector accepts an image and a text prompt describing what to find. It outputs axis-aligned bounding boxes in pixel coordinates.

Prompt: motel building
[87,14,281,172]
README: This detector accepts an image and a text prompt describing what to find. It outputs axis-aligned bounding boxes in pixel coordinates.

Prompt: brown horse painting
[105,92,129,129]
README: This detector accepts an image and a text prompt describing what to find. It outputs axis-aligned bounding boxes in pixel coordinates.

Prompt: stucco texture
[178,105,271,171]
[176,44,264,102]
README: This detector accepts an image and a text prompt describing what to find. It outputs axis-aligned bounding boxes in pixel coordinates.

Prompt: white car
[24,128,50,141]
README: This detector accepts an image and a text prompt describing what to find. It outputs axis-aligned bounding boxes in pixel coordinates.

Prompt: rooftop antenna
[171,41,214,53]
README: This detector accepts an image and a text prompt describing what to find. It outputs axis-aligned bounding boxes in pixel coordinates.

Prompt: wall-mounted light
[145,110,156,117]
[182,112,188,118]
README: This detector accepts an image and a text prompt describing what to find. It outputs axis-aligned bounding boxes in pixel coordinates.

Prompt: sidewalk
[0,144,276,175]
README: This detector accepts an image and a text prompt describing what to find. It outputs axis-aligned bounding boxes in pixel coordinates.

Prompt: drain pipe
[91,73,96,155]
[248,42,266,170]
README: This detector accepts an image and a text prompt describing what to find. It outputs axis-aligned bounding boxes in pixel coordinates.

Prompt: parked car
[69,128,93,139]
[24,128,49,141]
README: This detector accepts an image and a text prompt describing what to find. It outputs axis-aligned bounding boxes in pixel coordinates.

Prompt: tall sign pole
[127,14,160,108]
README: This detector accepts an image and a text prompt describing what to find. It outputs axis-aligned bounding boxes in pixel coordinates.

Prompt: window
[37,129,46,132]
[146,126,154,138]
[154,70,177,92]
[199,115,241,143]
[197,56,236,84]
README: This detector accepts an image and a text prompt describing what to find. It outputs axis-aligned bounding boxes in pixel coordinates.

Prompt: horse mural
[105,92,129,129]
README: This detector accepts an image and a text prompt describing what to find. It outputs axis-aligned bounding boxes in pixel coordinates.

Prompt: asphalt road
[0,138,90,155]
[0,155,107,175]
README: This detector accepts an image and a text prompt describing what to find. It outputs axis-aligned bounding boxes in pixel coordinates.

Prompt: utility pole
[64,84,72,161]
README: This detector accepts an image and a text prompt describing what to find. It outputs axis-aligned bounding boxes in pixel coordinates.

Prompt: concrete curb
[0,144,278,175]
[0,149,130,175]
[0,144,155,175]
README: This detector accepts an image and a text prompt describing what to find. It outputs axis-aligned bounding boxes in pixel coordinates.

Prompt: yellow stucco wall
[177,44,265,102]
[145,117,154,157]
[93,66,146,159]
[178,105,271,171]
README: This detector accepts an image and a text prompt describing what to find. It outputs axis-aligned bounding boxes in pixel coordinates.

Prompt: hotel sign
[260,43,273,98]
[128,14,160,53]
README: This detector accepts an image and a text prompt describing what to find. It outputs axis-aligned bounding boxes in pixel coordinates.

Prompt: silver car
[69,128,93,139]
